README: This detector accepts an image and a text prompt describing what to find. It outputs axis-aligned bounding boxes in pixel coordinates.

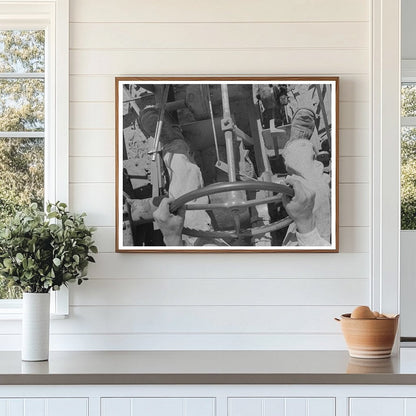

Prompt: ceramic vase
[22,292,50,361]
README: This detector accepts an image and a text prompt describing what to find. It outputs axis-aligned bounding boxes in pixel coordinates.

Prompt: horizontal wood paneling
[70,22,368,50]
[69,49,368,76]
[339,184,369,227]
[60,0,373,351]
[0,333,347,350]
[92,227,115,253]
[53,305,352,334]
[70,74,369,103]
[338,129,369,157]
[339,157,369,183]
[69,157,114,183]
[0,306,354,335]
[339,227,369,253]
[69,129,114,157]
[339,102,369,129]
[69,102,368,130]
[70,76,115,102]
[69,183,114,226]
[71,277,368,306]
[69,0,369,23]
[85,252,369,279]
[70,103,113,129]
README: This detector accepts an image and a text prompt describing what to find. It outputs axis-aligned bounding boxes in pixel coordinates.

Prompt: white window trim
[402,117,416,127]
[371,0,401,320]
[403,60,416,80]
[401,60,416,125]
[400,60,416,340]
[0,0,69,317]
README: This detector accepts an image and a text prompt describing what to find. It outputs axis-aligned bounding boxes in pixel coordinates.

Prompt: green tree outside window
[402,84,416,230]
[0,30,45,299]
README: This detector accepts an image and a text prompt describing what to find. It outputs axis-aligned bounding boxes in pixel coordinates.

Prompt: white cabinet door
[350,398,416,416]
[101,398,215,416]
[228,398,335,416]
[0,398,88,416]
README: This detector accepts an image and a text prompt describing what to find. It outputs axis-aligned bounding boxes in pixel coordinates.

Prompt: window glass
[0,30,45,73]
[402,83,416,117]
[401,83,416,230]
[0,79,45,131]
[0,137,44,216]
[0,30,45,299]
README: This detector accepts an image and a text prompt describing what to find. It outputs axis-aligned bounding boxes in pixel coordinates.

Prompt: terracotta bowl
[338,313,399,359]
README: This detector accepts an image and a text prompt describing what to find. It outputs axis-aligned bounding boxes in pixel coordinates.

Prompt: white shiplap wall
[58,0,371,350]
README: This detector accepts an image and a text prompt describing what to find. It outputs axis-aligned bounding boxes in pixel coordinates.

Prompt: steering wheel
[170,181,294,240]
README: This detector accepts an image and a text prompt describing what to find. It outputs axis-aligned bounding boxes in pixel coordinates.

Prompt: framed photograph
[116,77,338,252]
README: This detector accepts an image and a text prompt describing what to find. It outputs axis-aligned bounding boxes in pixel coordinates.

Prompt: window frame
[401,61,416,235]
[399,60,416,340]
[0,0,69,316]
[371,0,401,320]
[400,65,416,227]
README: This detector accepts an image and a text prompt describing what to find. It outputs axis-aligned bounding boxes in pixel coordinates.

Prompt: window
[401,79,416,229]
[0,0,69,314]
[0,29,45,300]
[400,61,416,340]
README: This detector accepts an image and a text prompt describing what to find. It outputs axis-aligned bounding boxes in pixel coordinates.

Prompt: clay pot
[337,313,399,359]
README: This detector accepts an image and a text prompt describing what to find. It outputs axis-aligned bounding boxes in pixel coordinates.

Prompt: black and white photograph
[116,78,338,252]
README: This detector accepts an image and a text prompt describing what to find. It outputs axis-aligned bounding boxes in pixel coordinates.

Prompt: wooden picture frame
[116,77,339,252]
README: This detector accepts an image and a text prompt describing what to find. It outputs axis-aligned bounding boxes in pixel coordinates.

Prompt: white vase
[22,292,50,361]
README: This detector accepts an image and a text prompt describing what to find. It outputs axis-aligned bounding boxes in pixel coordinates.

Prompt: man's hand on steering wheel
[153,197,185,246]
[282,175,316,234]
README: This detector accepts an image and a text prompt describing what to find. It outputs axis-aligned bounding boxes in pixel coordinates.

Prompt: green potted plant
[0,202,97,361]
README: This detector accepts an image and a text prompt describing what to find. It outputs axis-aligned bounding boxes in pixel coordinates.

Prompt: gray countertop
[2,349,416,385]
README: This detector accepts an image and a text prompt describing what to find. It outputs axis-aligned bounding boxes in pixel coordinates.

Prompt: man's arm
[153,197,185,246]
[282,175,330,246]
[296,227,330,247]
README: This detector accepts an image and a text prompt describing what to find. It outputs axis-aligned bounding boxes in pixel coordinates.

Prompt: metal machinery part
[170,181,294,239]
[146,83,294,241]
